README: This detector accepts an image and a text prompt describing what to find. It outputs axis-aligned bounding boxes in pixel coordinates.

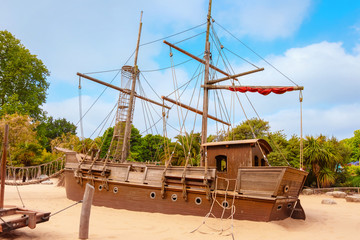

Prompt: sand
[1,180,360,240]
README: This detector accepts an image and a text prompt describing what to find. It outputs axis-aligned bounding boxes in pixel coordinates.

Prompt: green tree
[0,113,58,166]
[265,131,290,166]
[285,135,301,168]
[139,134,167,163]
[98,126,114,158]
[227,118,270,140]
[36,116,77,151]
[128,126,143,161]
[304,135,335,188]
[172,132,201,166]
[343,130,360,163]
[0,30,50,120]
[0,113,38,152]
[11,142,43,166]
[51,132,80,152]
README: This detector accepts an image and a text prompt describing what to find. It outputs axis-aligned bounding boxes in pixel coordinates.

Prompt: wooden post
[201,0,212,167]
[0,124,9,209]
[121,11,143,162]
[79,183,94,239]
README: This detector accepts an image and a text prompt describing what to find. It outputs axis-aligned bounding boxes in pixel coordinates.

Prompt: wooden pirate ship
[0,125,50,233]
[60,0,308,222]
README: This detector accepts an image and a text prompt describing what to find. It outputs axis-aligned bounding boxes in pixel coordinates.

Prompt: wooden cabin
[203,139,272,190]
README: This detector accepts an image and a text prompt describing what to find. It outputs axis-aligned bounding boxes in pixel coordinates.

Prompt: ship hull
[64,164,307,222]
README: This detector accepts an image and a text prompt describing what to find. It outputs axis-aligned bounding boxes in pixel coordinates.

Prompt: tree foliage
[343,130,360,163]
[37,116,77,151]
[171,132,201,166]
[0,113,57,166]
[226,118,270,140]
[50,132,80,152]
[0,30,50,120]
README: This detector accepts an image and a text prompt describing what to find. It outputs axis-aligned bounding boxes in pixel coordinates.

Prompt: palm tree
[173,132,201,166]
[304,135,334,188]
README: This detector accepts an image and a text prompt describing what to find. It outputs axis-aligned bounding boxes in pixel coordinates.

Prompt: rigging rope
[299,90,304,170]
[210,22,290,166]
[214,20,299,86]
[173,31,206,45]
[139,22,207,47]
[78,76,84,140]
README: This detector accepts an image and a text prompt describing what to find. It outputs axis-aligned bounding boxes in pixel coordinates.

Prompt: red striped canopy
[229,86,295,96]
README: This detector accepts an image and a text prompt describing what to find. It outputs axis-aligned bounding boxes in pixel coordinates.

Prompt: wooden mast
[201,0,212,167]
[0,124,9,209]
[121,11,143,162]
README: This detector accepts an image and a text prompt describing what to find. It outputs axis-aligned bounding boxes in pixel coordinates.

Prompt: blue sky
[1,0,360,140]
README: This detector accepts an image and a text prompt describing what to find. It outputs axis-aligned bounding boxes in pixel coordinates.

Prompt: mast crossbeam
[161,96,230,126]
[77,72,170,109]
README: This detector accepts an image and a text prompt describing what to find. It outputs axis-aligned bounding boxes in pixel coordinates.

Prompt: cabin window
[216,155,227,172]
[261,158,266,166]
[254,156,259,166]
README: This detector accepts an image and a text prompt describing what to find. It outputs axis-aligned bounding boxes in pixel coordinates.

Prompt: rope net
[4,156,65,185]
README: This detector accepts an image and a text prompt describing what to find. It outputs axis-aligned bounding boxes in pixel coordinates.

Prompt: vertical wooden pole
[121,11,143,162]
[0,124,9,209]
[79,183,94,239]
[201,0,212,166]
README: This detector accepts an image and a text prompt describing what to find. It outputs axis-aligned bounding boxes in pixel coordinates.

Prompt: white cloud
[214,0,312,40]
[266,103,360,140]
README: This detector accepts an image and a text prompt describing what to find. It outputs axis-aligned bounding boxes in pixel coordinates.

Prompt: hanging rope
[78,76,84,140]
[299,90,304,170]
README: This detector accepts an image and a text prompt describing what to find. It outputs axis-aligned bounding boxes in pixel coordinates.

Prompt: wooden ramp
[0,206,50,233]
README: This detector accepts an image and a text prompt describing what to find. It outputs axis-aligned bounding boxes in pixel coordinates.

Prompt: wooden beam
[161,96,230,126]
[202,85,304,91]
[208,68,264,85]
[77,72,170,109]
[164,40,233,79]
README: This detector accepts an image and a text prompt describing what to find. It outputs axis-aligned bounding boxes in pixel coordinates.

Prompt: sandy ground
[1,180,360,240]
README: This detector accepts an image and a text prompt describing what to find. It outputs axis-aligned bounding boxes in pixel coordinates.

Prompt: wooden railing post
[79,183,94,239]
[0,124,9,209]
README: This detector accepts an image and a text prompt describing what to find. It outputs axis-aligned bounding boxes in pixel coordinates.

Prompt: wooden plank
[142,167,148,184]
[272,168,286,196]
[237,168,283,196]
[124,165,131,182]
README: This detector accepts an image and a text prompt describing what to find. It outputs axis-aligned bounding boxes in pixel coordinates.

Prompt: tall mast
[121,11,143,162]
[201,0,212,166]
[0,125,9,209]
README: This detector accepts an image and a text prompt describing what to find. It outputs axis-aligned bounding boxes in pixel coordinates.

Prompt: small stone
[302,189,313,195]
[346,195,360,203]
[332,191,347,198]
[321,199,337,205]
[325,192,334,196]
